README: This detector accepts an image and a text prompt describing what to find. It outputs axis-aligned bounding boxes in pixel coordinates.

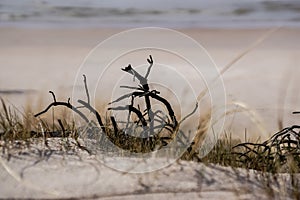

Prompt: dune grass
[1,97,300,198]
[1,96,299,174]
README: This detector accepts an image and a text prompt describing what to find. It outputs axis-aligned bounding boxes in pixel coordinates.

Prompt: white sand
[0,138,298,199]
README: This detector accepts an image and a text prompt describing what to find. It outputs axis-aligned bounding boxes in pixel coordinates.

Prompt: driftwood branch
[77,100,106,133]
[34,93,89,123]
[122,64,148,87]
[83,74,90,104]
[110,55,179,136]
[147,92,177,128]
[34,55,198,153]
[110,116,118,136]
[49,91,56,102]
[120,85,143,90]
[108,105,147,127]
[108,91,142,105]
[231,124,300,172]
[145,55,153,79]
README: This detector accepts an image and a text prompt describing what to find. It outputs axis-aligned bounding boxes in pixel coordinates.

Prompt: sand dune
[0,138,298,199]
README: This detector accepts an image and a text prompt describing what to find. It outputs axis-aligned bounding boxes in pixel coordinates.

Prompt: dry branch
[34,55,198,153]
[232,125,300,172]
[34,91,89,123]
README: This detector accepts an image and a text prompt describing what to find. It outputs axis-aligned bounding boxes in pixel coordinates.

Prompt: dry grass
[1,97,300,173]
[1,97,300,199]
[0,98,79,140]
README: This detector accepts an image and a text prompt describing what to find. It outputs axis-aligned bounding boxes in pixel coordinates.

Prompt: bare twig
[147,92,177,128]
[34,94,89,123]
[83,74,90,105]
[145,55,153,79]
[120,85,143,90]
[110,116,118,136]
[122,64,148,87]
[49,91,56,102]
[77,100,106,133]
[108,105,147,127]
[34,55,198,153]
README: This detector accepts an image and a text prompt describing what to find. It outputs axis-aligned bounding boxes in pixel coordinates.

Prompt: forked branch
[35,55,198,153]
[34,91,89,123]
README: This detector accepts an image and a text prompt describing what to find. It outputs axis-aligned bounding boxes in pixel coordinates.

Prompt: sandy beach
[1,138,299,199]
[2,1,300,199]
[1,27,300,140]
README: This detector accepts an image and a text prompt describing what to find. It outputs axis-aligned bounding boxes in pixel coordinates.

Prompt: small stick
[145,55,153,79]
[78,100,106,133]
[34,92,89,123]
[49,91,56,102]
[110,116,118,136]
[83,74,90,105]
[108,105,147,127]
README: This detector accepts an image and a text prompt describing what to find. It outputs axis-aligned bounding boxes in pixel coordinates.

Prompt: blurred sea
[1,0,300,28]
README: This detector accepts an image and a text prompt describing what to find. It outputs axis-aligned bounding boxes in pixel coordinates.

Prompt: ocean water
[0,0,300,28]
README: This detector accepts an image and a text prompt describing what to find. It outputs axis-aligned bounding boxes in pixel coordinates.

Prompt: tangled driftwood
[232,125,300,172]
[35,55,197,153]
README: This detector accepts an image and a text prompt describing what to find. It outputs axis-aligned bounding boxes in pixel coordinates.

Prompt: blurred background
[1,0,300,140]
[1,0,300,28]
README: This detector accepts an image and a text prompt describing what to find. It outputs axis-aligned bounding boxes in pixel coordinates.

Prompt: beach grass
[1,96,300,199]
[1,97,299,174]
